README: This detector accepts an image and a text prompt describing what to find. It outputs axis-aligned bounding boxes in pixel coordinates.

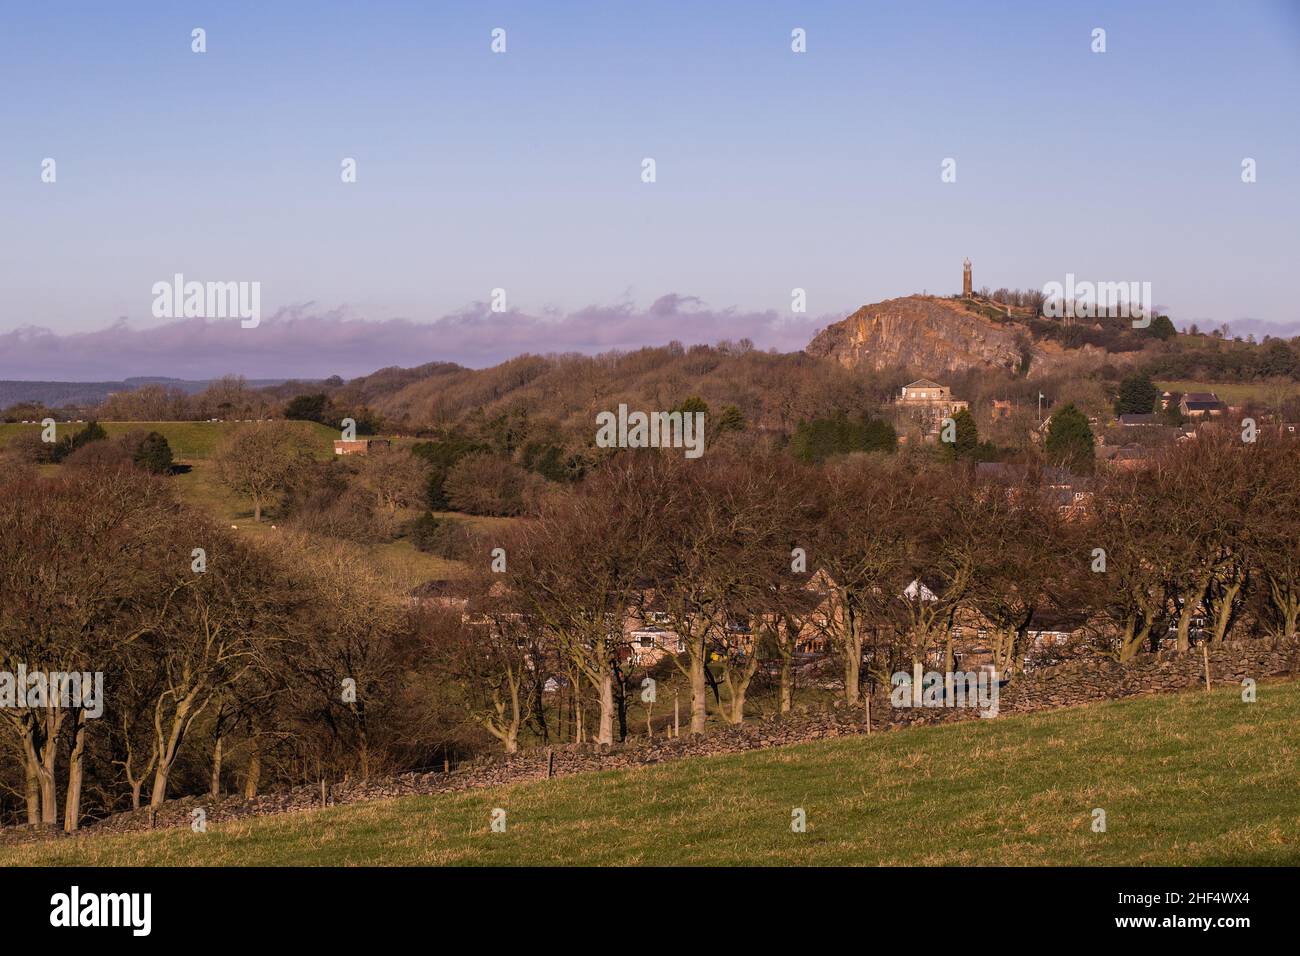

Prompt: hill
[6,680,1296,866]
[0,377,298,410]
[335,347,896,434]
[805,294,1123,378]
[0,420,338,459]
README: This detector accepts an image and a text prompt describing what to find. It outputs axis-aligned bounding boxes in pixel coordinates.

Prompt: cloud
[0,299,835,381]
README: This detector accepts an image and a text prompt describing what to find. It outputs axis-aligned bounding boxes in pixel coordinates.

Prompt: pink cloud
[0,299,835,381]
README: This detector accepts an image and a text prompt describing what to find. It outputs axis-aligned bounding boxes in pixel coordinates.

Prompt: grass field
[1157,380,1300,406]
[8,681,1297,866]
[172,461,473,585]
[2,419,493,586]
[0,420,339,458]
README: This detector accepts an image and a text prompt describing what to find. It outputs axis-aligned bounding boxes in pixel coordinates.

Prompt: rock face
[806,295,1039,375]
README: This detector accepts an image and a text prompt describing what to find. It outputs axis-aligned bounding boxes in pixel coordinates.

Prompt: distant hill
[0,378,301,410]
[333,348,894,435]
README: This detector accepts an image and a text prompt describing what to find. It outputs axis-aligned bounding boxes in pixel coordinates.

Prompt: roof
[904,379,944,389]
[1118,413,1160,425]
[1182,400,1224,411]
[1182,391,1221,403]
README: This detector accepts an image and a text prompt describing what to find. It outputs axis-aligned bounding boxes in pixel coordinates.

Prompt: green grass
[9,681,1298,866]
[0,420,339,458]
[171,462,469,585]
[1157,380,1300,406]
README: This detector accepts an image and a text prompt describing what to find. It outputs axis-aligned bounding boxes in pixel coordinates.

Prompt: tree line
[3,427,1298,829]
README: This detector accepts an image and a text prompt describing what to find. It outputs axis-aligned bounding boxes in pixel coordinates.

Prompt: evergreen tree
[945,408,979,458]
[1114,373,1159,416]
[1045,403,1095,473]
[133,431,175,474]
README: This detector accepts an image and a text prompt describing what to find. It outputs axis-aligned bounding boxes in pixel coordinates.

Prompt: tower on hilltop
[962,258,972,298]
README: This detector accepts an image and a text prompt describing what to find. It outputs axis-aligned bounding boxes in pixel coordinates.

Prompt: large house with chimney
[894,379,970,441]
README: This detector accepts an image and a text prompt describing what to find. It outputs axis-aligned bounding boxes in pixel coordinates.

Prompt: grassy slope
[0,420,339,458]
[1157,380,1300,405]
[9,681,1298,866]
[3,419,502,586]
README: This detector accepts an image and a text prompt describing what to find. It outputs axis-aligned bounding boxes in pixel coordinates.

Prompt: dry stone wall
[8,639,1297,844]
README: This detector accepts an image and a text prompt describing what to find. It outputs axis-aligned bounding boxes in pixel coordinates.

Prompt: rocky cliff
[806,295,1042,375]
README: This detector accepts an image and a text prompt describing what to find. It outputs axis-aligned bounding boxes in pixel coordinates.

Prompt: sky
[1,0,1298,380]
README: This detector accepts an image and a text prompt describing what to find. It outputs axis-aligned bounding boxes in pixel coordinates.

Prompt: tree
[132,431,174,474]
[1045,403,1095,473]
[715,405,746,434]
[945,408,979,458]
[427,578,537,754]
[1115,373,1159,416]
[966,476,1072,676]
[512,458,655,745]
[1148,314,1177,341]
[809,459,916,706]
[352,445,428,514]
[1252,439,1300,637]
[283,393,335,424]
[789,412,896,463]
[1257,339,1298,379]
[1089,470,1169,660]
[443,452,542,516]
[214,423,310,521]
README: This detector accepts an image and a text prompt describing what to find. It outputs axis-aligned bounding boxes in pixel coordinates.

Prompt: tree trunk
[779,655,793,714]
[21,730,41,825]
[1175,577,1210,653]
[244,744,262,799]
[36,711,65,826]
[843,615,862,707]
[689,649,708,735]
[210,734,224,799]
[63,710,88,833]
[1211,580,1241,643]
[597,671,615,746]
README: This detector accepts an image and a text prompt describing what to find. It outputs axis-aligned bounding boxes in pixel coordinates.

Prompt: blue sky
[1,1,1297,377]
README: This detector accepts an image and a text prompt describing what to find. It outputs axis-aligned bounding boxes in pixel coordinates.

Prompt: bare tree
[214,422,310,521]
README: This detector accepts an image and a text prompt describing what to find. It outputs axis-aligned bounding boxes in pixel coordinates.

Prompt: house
[1179,392,1226,418]
[895,379,970,440]
[623,591,684,666]
[897,379,969,413]
[1109,444,1152,471]
[627,625,683,665]
[333,438,392,455]
[1043,467,1094,518]
[991,399,1013,420]
[1117,413,1160,426]
[1024,611,1091,664]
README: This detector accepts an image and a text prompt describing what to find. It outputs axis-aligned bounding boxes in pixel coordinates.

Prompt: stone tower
[962,258,972,298]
